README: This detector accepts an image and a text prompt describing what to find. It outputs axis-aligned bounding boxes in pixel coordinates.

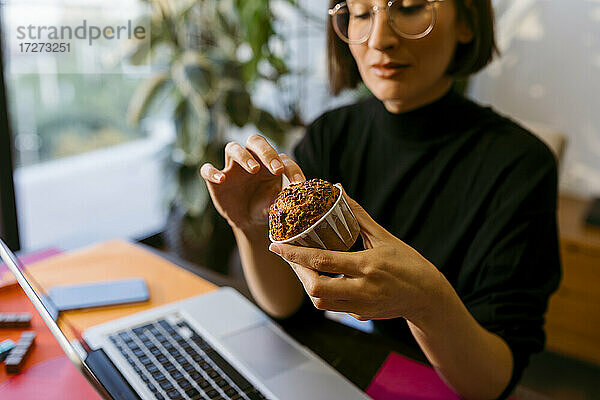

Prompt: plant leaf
[224,87,251,127]
[252,107,286,145]
[172,52,214,117]
[127,71,170,125]
[267,54,289,78]
[173,98,208,165]
[178,164,208,218]
[173,52,213,95]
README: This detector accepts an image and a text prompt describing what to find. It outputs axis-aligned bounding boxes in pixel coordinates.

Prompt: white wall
[469,0,600,197]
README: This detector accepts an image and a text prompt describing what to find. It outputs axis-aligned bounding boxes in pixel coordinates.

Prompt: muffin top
[269,178,340,241]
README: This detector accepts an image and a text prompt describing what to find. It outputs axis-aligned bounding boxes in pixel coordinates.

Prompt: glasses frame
[329,0,446,44]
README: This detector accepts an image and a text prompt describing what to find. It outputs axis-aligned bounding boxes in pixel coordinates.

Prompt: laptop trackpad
[221,324,309,379]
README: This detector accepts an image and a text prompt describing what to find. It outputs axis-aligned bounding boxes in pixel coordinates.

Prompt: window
[1,0,172,251]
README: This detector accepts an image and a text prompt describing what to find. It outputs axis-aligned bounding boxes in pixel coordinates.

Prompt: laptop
[0,239,371,400]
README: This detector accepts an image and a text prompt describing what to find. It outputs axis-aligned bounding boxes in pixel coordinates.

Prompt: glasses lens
[332,2,372,43]
[389,0,435,37]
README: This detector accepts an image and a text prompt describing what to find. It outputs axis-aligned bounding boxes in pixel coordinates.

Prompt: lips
[370,62,411,78]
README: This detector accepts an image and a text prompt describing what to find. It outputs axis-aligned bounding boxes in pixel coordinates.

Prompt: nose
[367,9,398,51]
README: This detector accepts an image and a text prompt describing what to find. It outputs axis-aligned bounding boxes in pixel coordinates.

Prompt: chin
[367,80,415,104]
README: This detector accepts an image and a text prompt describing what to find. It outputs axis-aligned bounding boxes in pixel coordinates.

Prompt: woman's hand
[268,186,446,323]
[200,134,306,233]
[269,187,515,399]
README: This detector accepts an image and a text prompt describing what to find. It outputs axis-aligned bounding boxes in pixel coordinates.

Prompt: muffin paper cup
[269,183,361,251]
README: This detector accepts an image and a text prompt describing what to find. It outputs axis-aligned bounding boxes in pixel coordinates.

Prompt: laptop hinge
[85,348,141,400]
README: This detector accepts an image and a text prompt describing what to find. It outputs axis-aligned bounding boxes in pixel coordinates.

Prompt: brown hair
[327,0,498,95]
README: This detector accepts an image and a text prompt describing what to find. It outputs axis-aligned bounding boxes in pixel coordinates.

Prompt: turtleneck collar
[371,86,475,146]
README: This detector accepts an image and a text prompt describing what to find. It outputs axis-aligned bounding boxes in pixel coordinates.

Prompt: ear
[457,21,474,44]
[456,1,474,44]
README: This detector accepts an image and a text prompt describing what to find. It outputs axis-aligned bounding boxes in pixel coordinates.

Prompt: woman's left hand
[268,187,447,323]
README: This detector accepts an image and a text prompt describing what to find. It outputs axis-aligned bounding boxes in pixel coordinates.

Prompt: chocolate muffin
[269,178,340,241]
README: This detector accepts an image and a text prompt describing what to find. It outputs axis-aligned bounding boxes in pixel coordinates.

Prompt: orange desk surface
[0,240,218,392]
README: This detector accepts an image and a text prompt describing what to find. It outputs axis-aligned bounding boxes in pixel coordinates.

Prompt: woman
[200,1,560,399]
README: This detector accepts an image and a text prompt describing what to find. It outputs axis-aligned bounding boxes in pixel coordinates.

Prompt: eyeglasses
[329,0,445,44]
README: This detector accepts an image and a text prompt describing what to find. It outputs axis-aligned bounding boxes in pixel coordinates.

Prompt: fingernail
[247,159,259,170]
[214,173,225,182]
[269,243,281,254]
[270,159,283,171]
[293,174,303,182]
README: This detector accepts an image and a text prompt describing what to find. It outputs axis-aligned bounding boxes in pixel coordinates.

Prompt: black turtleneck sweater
[292,88,561,397]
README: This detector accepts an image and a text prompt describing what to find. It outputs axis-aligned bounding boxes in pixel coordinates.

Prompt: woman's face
[347,0,472,113]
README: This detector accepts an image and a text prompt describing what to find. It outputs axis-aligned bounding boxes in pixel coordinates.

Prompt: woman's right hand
[200,134,306,233]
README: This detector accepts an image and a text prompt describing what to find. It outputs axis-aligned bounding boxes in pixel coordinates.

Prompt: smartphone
[48,278,149,311]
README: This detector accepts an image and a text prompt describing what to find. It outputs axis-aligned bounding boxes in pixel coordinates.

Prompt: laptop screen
[0,18,20,251]
[0,239,60,325]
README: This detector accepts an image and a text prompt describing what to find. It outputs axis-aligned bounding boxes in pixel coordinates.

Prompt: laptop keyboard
[108,316,268,400]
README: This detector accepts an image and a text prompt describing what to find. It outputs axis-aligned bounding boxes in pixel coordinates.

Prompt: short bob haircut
[327,0,498,95]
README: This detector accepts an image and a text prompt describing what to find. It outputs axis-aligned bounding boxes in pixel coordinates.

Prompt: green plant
[127,0,303,269]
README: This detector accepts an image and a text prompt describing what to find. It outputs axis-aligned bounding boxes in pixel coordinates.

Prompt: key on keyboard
[108,317,268,400]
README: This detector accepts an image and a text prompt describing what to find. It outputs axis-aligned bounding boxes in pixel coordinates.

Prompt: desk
[0,240,424,397]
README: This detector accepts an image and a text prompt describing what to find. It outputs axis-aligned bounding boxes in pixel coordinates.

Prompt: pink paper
[0,248,62,274]
[366,352,461,400]
[367,352,519,400]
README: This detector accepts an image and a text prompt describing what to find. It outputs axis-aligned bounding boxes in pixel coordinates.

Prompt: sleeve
[457,135,562,399]
[292,116,327,181]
